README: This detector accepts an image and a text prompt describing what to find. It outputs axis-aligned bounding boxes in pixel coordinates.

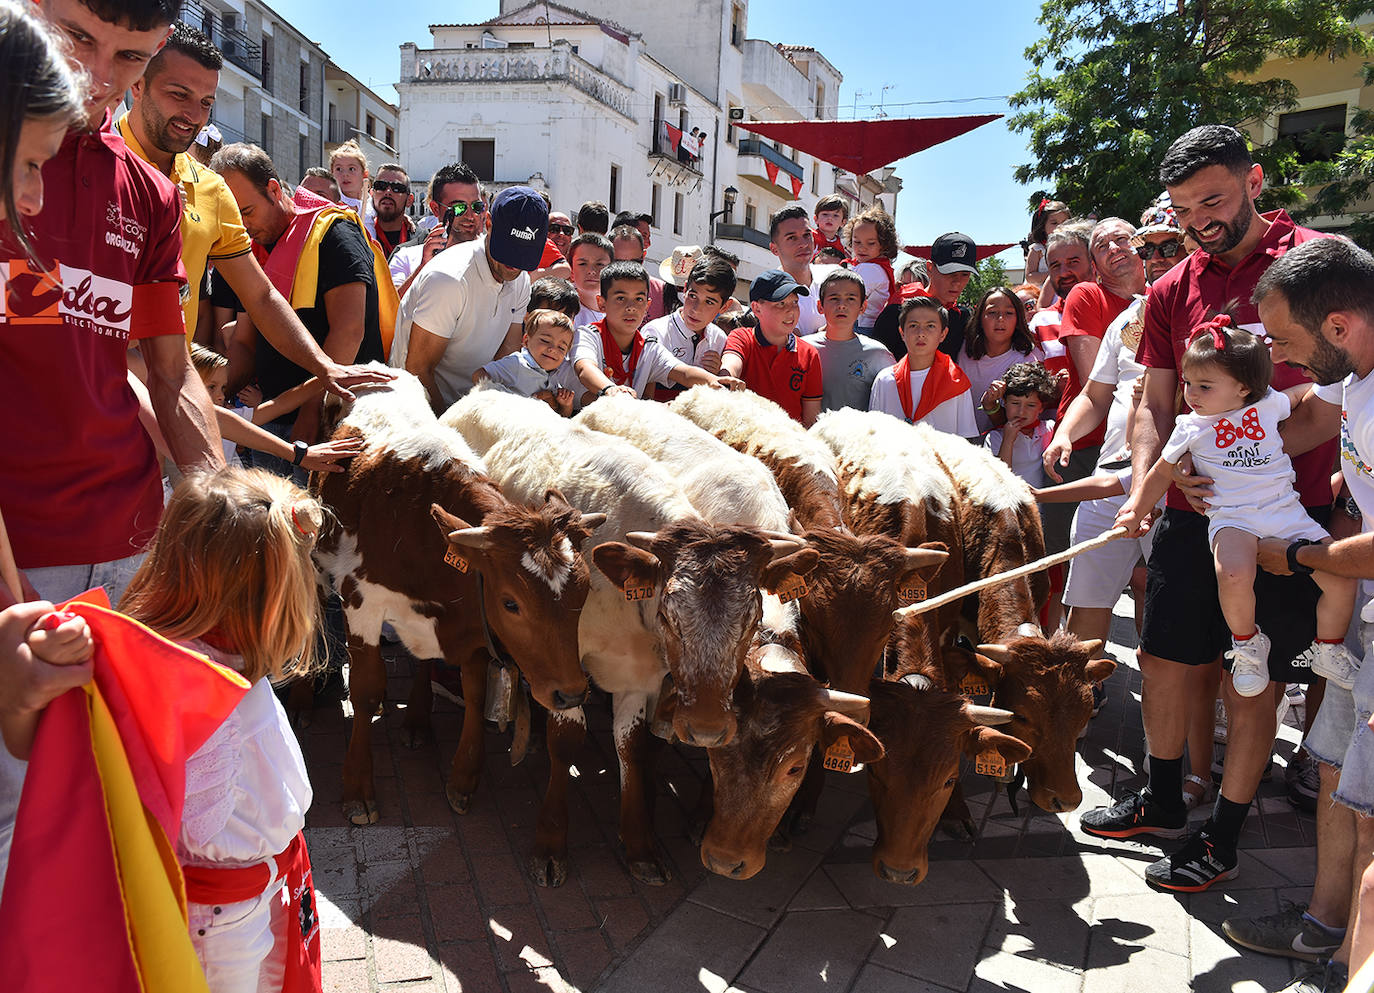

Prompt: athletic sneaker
[1226,629,1272,697]
[1286,753,1321,814]
[1307,640,1359,690]
[1144,826,1238,892]
[1079,788,1188,841]
[1275,961,1349,993]
[1222,901,1344,963]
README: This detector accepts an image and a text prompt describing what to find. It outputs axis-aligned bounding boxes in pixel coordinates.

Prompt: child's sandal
[1183,774,1214,811]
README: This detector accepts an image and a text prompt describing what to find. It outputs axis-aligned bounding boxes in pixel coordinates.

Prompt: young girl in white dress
[1116,316,1358,697]
[120,468,324,993]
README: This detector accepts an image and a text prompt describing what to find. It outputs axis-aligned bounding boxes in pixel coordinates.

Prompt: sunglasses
[371,180,409,194]
[1136,240,1182,260]
[549,223,574,235]
[444,200,486,218]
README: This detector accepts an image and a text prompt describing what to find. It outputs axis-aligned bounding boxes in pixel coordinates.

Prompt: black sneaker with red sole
[1079,788,1189,841]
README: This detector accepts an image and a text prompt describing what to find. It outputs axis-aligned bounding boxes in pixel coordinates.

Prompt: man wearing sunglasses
[392,164,487,295]
[548,211,575,260]
[1133,194,1188,283]
[368,164,415,260]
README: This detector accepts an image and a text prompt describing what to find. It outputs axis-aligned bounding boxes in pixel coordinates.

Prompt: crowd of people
[4,2,1374,992]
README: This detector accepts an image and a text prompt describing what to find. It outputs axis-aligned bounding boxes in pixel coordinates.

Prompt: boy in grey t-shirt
[802,269,895,411]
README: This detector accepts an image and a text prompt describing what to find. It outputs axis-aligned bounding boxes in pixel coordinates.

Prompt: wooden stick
[0,507,24,605]
[893,526,1129,621]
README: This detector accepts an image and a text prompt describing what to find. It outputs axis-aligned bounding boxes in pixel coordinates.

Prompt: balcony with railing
[182,0,262,79]
[713,223,771,250]
[736,137,803,192]
[325,119,356,145]
[403,41,632,119]
[649,120,704,176]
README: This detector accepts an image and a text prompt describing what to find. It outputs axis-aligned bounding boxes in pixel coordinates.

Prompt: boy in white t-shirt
[869,296,978,438]
[568,232,612,330]
[1117,318,1357,698]
[644,255,736,402]
[572,261,742,402]
[985,362,1058,487]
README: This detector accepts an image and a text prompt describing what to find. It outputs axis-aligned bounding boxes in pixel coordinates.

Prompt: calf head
[976,632,1115,813]
[696,660,881,880]
[797,530,948,693]
[866,677,1029,885]
[593,521,819,748]
[431,490,605,711]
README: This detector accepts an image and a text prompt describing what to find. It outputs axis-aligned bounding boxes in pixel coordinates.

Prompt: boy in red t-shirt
[722,270,823,426]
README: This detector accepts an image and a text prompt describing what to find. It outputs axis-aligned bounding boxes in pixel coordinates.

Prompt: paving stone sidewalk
[302,600,1319,992]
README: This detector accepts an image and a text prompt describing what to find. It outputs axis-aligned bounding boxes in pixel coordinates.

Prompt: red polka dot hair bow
[1190,314,1231,351]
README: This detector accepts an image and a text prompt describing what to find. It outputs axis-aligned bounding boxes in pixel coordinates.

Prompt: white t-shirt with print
[1087,295,1147,464]
[1162,386,1326,543]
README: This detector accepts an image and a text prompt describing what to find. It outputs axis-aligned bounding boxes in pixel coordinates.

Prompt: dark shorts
[1140,506,1327,680]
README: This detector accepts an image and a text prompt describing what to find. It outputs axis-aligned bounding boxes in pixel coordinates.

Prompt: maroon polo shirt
[0,113,187,568]
[724,327,823,423]
[1136,210,1333,512]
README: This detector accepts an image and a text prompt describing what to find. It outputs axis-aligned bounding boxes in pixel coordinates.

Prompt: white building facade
[395,0,900,283]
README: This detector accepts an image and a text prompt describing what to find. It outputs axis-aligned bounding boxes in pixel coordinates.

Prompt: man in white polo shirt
[390,186,548,410]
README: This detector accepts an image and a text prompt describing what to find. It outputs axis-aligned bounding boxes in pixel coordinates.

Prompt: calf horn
[976,643,1015,664]
[819,688,870,719]
[577,512,608,532]
[966,705,1015,726]
[901,547,949,568]
[447,525,495,550]
[1079,638,1106,658]
[625,530,658,551]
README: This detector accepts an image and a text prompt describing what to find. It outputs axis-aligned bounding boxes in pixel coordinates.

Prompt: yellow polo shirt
[115,114,254,341]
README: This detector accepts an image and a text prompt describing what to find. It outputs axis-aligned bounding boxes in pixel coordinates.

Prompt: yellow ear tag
[444,547,469,572]
[975,750,1007,778]
[823,736,854,773]
[959,672,990,697]
[625,584,655,602]
[773,574,809,604]
[897,580,927,605]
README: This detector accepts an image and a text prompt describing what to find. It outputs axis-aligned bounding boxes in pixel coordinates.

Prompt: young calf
[444,388,817,886]
[313,371,603,825]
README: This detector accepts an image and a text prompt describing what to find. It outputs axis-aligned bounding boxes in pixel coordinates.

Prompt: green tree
[1010,1,1373,229]
[959,255,1010,308]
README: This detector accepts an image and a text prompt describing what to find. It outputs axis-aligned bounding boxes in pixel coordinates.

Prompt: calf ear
[963,726,1032,765]
[821,712,885,765]
[431,504,476,539]
[1084,656,1117,683]
[591,542,661,597]
[762,547,820,593]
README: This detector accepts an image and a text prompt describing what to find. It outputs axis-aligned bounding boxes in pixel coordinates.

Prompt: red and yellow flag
[0,591,250,993]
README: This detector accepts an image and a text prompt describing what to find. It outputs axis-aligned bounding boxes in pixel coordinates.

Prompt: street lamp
[709,185,738,242]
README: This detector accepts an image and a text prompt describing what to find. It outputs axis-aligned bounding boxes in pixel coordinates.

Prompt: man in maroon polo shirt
[722,269,823,426]
[0,0,226,887]
[1081,125,1335,894]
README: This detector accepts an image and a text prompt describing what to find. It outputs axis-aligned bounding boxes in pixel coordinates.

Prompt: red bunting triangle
[764,160,779,186]
[789,174,803,199]
[663,122,683,152]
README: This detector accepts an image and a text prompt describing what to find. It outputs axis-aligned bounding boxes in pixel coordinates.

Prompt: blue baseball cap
[749,268,810,303]
[488,186,550,271]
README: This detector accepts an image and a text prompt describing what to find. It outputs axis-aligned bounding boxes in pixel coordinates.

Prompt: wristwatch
[292,440,309,466]
[1336,495,1363,522]
[1286,538,1318,575]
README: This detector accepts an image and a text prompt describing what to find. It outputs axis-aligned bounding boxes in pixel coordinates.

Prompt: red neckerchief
[894,351,971,423]
[596,319,644,386]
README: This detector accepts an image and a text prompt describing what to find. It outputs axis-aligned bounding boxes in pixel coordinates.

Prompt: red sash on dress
[182,832,322,993]
[870,257,897,304]
[596,319,645,387]
[894,351,971,423]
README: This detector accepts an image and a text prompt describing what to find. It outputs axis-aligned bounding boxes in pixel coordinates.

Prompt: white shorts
[189,879,289,993]
[1062,491,1155,610]
[1207,498,1328,546]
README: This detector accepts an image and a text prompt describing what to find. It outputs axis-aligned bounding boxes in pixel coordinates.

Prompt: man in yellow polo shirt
[117,21,377,399]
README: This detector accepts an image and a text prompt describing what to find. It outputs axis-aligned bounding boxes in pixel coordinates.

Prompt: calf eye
[944,775,958,788]
[502,599,519,614]
[785,762,805,777]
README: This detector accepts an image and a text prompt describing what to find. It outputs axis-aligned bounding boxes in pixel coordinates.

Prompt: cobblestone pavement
[302,600,1318,992]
